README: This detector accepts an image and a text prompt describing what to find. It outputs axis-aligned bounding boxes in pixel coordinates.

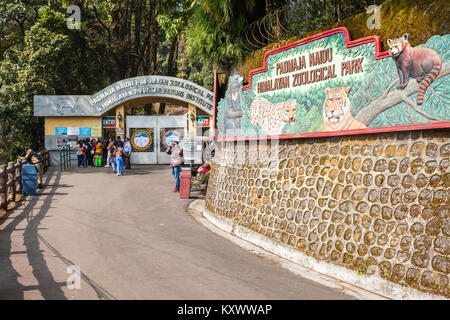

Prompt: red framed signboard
[214,27,449,141]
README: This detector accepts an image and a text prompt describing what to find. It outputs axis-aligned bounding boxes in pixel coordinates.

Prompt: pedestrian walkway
[0,165,353,300]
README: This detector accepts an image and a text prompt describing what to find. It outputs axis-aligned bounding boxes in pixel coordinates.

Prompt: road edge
[188,199,446,300]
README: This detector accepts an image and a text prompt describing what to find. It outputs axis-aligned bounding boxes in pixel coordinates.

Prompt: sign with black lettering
[34,76,214,117]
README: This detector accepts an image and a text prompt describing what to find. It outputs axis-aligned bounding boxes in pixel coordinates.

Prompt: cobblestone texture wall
[206,130,450,297]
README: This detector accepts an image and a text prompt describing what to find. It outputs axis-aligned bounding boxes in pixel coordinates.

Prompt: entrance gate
[126,115,186,165]
[34,75,214,166]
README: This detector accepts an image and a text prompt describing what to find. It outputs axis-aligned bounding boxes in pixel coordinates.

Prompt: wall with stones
[205,129,450,297]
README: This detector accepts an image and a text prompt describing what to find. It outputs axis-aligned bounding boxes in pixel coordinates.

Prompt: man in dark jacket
[84,139,92,166]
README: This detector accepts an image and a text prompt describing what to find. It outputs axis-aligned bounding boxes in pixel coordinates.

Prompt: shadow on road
[0,169,67,300]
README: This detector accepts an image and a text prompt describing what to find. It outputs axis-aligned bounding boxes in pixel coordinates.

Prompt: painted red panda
[387,34,442,105]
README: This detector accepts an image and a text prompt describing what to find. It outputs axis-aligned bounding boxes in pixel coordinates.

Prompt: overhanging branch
[355,62,450,126]
[402,96,444,122]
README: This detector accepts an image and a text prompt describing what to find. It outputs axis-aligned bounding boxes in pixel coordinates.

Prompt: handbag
[91,150,95,155]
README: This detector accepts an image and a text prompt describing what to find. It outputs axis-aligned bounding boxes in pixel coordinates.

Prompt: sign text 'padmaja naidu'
[215,28,449,141]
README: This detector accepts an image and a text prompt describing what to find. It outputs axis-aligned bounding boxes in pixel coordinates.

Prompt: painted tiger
[322,85,366,131]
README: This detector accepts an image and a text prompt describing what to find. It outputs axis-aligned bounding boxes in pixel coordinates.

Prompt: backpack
[80,145,87,153]
[31,150,42,163]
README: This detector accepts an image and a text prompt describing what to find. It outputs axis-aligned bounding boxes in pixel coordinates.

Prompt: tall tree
[0,23,71,159]
[184,0,284,67]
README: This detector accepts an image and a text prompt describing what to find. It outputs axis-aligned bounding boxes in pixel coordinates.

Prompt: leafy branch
[355,62,450,125]
[402,96,444,122]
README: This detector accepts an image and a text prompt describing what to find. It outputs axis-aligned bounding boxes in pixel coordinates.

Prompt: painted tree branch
[355,62,450,125]
[402,96,445,122]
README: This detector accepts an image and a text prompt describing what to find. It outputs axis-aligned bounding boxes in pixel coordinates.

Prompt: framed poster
[55,127,68,135]
[91,127,102,137]
[159,128,184,152]
[197,116,210,127]
[130,128,154,152]
[79,127,91,136]
[67,127,79,135]
[56,135,68,148]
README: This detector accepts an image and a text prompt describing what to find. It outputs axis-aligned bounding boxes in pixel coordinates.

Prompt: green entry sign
[102,116,116,128]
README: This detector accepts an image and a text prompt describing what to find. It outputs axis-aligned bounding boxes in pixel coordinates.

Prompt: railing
[0,150,49,212]
[59,146,74,170]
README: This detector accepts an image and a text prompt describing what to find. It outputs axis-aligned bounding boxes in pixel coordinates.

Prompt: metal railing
[0,150,49,212]
[59,146,74,170]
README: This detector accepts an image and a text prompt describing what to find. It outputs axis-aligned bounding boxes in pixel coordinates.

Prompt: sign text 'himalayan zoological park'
[216,28,449,140]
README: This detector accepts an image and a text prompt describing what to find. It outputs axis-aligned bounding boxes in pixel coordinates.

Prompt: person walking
[124,137,132,170]
[115,141,125,176]
[75,141,86,168]
[166,141,183,192]
[105,137,114,168]
[18,146,44,188]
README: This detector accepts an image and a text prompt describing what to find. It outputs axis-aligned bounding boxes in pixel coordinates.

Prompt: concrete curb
[188,199,447,300]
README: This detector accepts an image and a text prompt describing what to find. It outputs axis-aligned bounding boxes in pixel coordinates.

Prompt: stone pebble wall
[205,130,450,297]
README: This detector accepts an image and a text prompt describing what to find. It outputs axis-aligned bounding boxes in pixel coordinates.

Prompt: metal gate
[126,116,186,164]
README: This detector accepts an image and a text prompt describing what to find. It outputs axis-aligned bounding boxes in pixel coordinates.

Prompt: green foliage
[0,23,71,159]
[0,0,215,158]
[239,0,450,80]
[184,0,263,66]
[187,64,214,91]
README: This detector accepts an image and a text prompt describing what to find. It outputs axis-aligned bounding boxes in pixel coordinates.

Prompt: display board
[159,128,184,152]
[130,128,154,152]
[215,28,449,140]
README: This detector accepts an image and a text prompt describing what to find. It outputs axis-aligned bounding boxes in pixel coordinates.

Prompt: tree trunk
[166,36,178,76]
[149,0,159,75]
[159,36,178,117]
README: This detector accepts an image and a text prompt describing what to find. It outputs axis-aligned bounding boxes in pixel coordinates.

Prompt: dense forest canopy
[0,0,425,160]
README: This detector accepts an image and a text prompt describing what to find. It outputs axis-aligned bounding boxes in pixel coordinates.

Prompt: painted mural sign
[215,28,450,140]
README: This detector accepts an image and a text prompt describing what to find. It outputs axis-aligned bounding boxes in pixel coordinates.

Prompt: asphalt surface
[0,165,353,300]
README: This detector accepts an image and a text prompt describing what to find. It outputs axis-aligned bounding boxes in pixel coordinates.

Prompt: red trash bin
[180,167,192,199]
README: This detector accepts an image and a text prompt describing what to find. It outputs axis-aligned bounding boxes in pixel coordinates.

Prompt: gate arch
[34,75,214,117]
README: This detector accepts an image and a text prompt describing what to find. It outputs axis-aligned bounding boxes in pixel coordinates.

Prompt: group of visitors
[104,136,132,176]
[73,138,101,168]
[74,136,132,176]
[20,137,212,192]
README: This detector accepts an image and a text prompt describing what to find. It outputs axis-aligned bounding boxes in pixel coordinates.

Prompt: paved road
[0,165,353,300]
